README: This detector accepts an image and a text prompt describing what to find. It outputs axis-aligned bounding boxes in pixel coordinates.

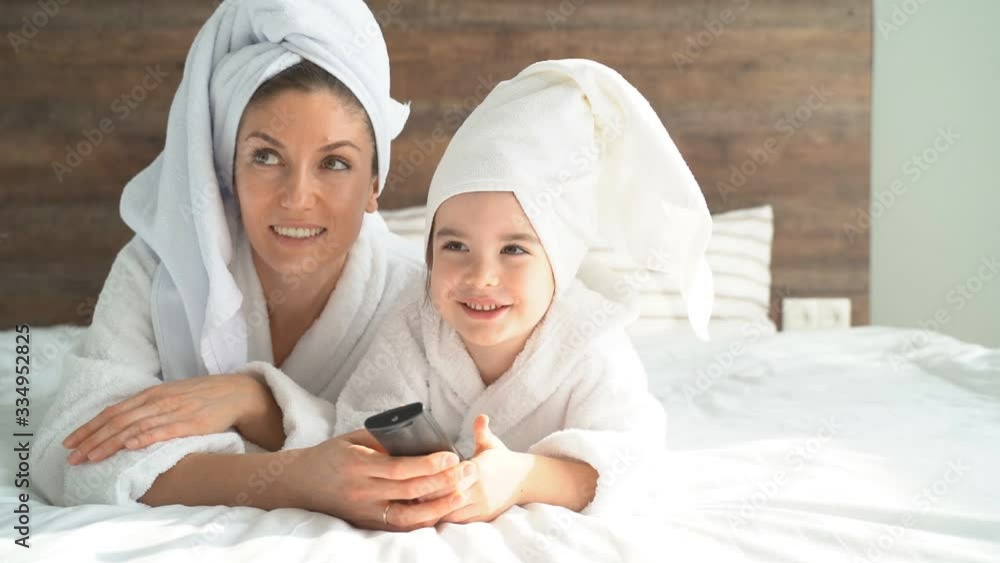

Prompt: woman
[34,0,474,532]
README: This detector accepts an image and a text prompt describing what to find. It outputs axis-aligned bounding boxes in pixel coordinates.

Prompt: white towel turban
[424,59,714,341]
[119,0,409,376]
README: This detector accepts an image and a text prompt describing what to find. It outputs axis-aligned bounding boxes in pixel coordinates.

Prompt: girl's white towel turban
[424,59,714,340]
[120,0,409,375]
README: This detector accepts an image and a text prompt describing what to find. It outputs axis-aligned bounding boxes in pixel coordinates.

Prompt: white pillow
[378,204,777,341]
[608,204,776,340]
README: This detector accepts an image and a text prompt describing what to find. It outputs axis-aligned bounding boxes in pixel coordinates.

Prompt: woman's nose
[279,170,318,210]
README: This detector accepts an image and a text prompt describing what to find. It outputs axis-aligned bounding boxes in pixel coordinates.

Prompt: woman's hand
[438,414,533,524]
[63,373,271,464]
[294,428,480,531]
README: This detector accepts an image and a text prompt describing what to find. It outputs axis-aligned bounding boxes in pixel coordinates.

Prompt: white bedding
[1,324,998,562]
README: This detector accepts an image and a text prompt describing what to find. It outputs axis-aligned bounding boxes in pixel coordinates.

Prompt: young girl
[334,59,715,525]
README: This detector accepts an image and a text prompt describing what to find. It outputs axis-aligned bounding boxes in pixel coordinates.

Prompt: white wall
[871,0,1000,347]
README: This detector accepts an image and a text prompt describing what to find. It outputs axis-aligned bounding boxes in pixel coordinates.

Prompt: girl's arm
[438,414,599,523]
[517,453,598,512]
[440,331,665,524]
[525,334,667,517]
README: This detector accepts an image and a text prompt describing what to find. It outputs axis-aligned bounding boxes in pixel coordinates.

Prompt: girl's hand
[63,373,268,464]
[438,414,533,524]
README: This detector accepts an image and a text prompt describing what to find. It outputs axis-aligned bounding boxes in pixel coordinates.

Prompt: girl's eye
[442,241,467,252]
[252,149,279,166]
[502,245,527,255]
[324,157,350,171]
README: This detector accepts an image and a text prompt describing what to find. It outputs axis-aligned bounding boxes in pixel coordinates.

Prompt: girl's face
[429,191,556,348]
[233,88,377,279]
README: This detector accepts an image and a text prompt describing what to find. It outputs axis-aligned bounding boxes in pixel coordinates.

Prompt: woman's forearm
[138,450,304,509]
[518,454,598,512]
[234,375,287,451]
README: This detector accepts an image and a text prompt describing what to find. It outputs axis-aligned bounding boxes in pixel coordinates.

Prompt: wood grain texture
[0,0,871,329]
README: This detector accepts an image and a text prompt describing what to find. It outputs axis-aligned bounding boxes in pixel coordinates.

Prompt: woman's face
[429,191,556,348]
[233,88,377,280]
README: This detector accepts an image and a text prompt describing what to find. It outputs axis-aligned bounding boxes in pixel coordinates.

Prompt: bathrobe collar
[419,279,638,455]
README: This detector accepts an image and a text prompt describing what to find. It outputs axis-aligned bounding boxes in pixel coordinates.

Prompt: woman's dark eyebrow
[318,140,361,152]
[244,131,360,152]
[245,131,285,147]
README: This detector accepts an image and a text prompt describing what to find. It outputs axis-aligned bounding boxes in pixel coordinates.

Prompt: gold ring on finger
[382,502,393,526]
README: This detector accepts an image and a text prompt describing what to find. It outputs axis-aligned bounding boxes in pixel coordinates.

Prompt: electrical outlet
[782,298,851,331]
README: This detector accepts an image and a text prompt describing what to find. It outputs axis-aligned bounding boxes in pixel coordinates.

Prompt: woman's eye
[252,149,279,166]
[324,157,350,171]
[442,241,467,252]
[502,245,527,255]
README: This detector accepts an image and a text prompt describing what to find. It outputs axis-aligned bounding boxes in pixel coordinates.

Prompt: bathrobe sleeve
[236,357,414,451]
[234,361,342,450]
[33,238,248,507]
[526,330,667,518]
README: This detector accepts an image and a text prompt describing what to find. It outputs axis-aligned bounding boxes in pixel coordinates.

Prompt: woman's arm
[33,238,247,507]
[141,431,478,532]
[62,372,288,464]
[234,375,286,451]
[139,451,297,509]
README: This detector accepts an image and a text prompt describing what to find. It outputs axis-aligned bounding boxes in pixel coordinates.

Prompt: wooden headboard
[0,0,871,329]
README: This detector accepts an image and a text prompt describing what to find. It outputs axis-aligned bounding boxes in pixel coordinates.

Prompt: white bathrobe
[333,278,668,518]
[33,213,424,507]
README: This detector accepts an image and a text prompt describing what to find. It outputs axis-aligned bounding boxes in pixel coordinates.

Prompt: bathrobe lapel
[419,298,485,417]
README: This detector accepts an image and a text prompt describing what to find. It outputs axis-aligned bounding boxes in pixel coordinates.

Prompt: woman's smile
[269,224,328,247]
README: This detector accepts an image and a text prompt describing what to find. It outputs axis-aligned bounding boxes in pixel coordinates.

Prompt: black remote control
[364,402,464,460]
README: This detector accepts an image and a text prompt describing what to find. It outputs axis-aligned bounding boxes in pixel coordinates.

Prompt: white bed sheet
[1,324,998,562]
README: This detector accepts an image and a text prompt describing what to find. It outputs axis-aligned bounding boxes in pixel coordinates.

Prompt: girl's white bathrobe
[33,216,425,507]
[333,278,668,518]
